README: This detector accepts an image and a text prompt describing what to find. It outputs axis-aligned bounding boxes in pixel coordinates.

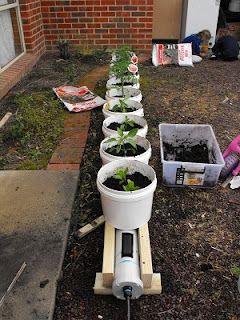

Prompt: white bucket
[97,159,157,229]
[100,135,152,165]
[106,77,140,90]
[102,114,148,138]
[105,87,142,103]
[102,100,144,119]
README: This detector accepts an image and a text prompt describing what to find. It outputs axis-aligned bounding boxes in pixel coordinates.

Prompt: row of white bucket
[97,54,157,230]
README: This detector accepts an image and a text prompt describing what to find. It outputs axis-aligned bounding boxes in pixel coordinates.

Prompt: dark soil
[103,172,151,191]
[106,143,146,156]
[163,142,210,163]
[54,59,240,320]
[111,106,137,113]
[114,94,136,97]
[108,122,142,131]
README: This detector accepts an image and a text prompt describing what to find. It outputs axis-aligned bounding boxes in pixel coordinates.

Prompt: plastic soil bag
[53,86,106,112]
[152,43,193,67]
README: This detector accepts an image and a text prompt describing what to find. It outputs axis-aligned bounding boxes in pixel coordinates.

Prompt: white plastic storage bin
[159,124,225,188]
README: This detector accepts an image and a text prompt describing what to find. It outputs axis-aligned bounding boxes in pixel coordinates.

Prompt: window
[0,0,25,72]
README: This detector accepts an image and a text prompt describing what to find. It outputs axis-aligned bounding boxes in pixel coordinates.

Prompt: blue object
[212,35,239,60]
[182,34,201,55]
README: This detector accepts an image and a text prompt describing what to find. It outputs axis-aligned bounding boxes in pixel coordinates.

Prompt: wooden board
[0,112,12,129]
[94,273,162,295]
[152,0,183,40]
[138,224,153,288]
[75,215,105,239]
[102,222,115,287]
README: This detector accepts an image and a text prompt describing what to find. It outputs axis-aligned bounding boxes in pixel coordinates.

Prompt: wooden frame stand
[93,222,162,295]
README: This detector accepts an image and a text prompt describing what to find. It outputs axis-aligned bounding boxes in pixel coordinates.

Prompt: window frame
[0,0,26,73]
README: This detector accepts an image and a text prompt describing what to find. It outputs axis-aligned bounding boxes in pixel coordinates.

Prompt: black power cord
[123,286,132,320]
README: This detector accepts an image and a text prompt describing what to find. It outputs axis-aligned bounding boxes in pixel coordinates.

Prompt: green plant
[113,167,140,191]
[119,116,135,131]
[230,264,240,276]
[76,47,109,62]
[64,64,76,82]
[112,99,129,113]
[113,167,128,184]
[110,46,135,97]
[105,127,138,156]
[123,179,140,191]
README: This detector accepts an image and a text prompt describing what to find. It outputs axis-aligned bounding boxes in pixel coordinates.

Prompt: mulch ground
[53,59,239,320]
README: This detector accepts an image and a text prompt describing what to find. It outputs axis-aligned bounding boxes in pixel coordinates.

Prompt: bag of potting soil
[53,85,105,112]
[152,43,193,67]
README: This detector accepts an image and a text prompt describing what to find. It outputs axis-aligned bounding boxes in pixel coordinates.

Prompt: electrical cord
[123,286,132,320]
[127,295,131,320]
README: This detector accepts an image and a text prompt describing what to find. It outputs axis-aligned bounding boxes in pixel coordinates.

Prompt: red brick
[47,163,80,170]
[49,145,85,164]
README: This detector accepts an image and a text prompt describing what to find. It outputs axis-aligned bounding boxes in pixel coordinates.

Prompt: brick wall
[41,0,153,53]
[20,0,45,56]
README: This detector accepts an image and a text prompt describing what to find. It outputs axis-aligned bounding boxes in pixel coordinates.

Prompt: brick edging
[47,65,109,170]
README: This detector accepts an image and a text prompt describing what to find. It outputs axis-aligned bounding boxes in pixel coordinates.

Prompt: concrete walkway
[0,64,109,320]
[0,170,78,320]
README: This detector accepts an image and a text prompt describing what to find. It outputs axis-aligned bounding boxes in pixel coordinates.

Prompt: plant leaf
[127,128,138,138]
[123,179,140,191]
[117,127,123,137]
[127,139,137,150]
[105,137,116,144]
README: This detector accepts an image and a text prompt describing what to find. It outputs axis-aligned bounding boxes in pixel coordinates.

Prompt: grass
[0,92,65,170]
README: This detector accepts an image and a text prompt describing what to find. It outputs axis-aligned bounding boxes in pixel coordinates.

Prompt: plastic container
[102,114,148,138]
[97,160,157,229]
[106,76,140,90]
[105,87,142,103]
[100,135,152,165]
[159,124,225,188]
[102,100,144,119]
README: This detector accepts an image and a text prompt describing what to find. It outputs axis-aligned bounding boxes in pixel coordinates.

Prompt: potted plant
[106,47,142,102]
[102,99,144,119]
[100,127,152,165]
[97,159,157,229]
[102,114,148,138]
[111,46,138,64]
[106,76,140,90]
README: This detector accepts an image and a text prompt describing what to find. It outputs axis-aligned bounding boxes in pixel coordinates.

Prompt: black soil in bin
[103,172,151,191]
[105,143,146,156]
[164,142,210,163]
[108,122,143,131]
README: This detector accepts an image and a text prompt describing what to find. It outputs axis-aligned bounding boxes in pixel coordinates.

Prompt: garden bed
[0,53,101,170]
[54,59,239,319]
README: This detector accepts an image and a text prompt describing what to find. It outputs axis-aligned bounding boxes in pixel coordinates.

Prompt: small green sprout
[113,167,140,191]
[105,127,138,156]
[113,167,128,184]
[119,116,136,132]
[112,100,129,113]
[123,179,140,191]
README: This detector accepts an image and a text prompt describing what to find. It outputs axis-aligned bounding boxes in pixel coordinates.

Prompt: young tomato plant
[113,167,140,191]
[110,46,137,97]
[112,99,129,113]
[119,116,136,131]
[105,127,138,156]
